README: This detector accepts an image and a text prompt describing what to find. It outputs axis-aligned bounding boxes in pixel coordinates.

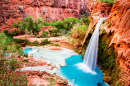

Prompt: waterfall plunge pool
[22,46,108,86]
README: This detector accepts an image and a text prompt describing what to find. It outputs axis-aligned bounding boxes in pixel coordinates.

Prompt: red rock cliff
[0,0,96,32]
[84,0,129,85]
[106,0,130,85]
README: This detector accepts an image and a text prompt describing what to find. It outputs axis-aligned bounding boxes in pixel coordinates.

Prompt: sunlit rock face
[83,1,111,44]
[0,0,96,32]
[83,0,129,85]
[106,0,130,85]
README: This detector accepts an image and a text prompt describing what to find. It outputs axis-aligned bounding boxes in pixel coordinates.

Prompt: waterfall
[75,17,107,74]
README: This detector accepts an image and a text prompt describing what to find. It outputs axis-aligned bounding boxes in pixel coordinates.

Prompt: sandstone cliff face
[106,0,130,85]
[0,0,95,32]
[84,0,129,85]
[83,1,111,44]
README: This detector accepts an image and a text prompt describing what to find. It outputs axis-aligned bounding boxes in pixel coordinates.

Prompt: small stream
[22,46,108,86]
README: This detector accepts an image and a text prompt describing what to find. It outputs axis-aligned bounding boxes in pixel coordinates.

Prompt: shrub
[58,29,68,36]
[41,31,49,38]
[98,35,119,84]
[24,53,28,58]
[33,40,40,46]
[49,28,59,37]
[40,38,50,45]
[55,20,64,29]
[107,23,112,28]
[71,24,88,40]
[4,29,8,34]
[50,33,58,37]
[48,28,58,33]
[0,33,28,85]
[66,31,71,36]
[12,23,18,28]
[12,21,27,32]
[0,33,13,51]
[6,57,21,71]
[23,59,28,62]
[48,79,56,86]
[35,17,44,24]
[1,71,28,86]
[44,17,82,31]
[14,39,25,44]
[82,17,89,25]
[99,0,116,4]
[11,29,20,36]
[24,39,31,45]
[13,39,30,46]
[63,17,82,30]
[23,16,44,35]
[12,16,44,35]
[54,43,59,46]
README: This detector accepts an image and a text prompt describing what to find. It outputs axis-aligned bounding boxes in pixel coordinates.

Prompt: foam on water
[75,63,96,74]
[22,47,108,86]
[58,55,106,86]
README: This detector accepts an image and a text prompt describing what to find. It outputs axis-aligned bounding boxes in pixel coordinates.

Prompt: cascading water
[76,17,107,74]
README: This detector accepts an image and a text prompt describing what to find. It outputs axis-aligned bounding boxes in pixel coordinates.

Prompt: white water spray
[76,17,107,74]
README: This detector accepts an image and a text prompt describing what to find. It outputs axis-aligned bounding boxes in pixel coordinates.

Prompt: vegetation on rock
[0,33,27,85]
[98,34,119,85]
[12,16,44,35]
[41,31,49,38]
[99,0,116,4]
[71,24,88,40]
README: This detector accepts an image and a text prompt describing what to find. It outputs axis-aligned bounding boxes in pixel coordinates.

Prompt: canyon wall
[0,0,96,32]
[84,0,129,85]
[105,0,130,85]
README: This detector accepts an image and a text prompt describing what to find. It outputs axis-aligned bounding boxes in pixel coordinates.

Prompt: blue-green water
[59,55,107,86]
[23,47,108,86]
[23,47,32,54]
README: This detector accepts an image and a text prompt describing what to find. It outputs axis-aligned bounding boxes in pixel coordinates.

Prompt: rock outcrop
[0,0,96,32]
[83,1,111,44]
[105,0,130,85]
[83,0,129,85]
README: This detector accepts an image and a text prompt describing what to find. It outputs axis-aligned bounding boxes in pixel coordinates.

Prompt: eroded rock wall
[0,0,96,32]
[105,0,130,85]
[83,1,111,44]
[83,0,129,85]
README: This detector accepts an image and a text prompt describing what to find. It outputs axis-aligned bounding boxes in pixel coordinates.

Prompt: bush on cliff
[82,16,89,26]
[99,0,116,4]
[71,24,88,40]
[12,16,44,35]
[48,28,59,37]
[44,17,82,31]
[41,31,49,38]
[98,35,119,85]
[23,16,44,35]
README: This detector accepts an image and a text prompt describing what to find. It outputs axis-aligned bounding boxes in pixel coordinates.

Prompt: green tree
[0,33,27,85]
[23,16,44,35]
[35,17,44,24]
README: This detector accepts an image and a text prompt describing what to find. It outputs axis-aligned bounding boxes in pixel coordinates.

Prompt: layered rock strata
[0,0,96,32]
[105,0,130,85]
[84,0,130,85]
